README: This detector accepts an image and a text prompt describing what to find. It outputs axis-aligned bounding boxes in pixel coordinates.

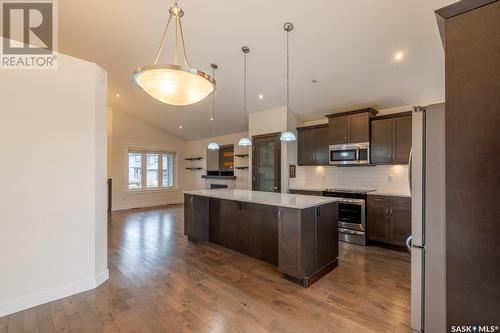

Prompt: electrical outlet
[388,175,395,183]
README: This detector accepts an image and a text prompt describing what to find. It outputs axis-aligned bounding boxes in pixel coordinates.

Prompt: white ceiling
[59,0,454,140]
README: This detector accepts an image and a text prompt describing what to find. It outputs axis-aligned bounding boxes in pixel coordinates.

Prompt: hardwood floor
[1,205,411,333]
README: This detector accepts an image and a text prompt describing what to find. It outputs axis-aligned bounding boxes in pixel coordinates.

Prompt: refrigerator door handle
[408,147,413,195]
[406,235,412,253]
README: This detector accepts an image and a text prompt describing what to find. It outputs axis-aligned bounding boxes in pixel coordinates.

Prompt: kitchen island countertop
[183,189,341,209]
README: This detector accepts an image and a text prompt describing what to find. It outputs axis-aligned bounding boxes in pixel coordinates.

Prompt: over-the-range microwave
[329,142,370,165]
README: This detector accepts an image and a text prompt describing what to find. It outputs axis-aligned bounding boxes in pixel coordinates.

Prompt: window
[128,153,142,189]
[128,149,176,190]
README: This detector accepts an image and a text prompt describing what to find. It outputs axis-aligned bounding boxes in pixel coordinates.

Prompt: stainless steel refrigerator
[409,103,446,333]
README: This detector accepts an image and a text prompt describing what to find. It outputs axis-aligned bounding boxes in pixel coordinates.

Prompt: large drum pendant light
[238,46,252,147]
[133,1,215,106]
[280,22,296,142]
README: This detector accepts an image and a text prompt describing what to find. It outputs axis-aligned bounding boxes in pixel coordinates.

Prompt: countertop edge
[183,190,341,209]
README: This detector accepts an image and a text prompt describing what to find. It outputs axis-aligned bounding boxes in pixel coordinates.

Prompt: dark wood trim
[107,178,112,213]
[371,111,412,121]
[325,108,378,119]
[296,123,328,131]
[283,259,338,288]
[435,0,497,19]
[251,132,282,140]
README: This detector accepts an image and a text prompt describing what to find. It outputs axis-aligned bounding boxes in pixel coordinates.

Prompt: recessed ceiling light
[115,93,120,98]
[258,94,264,100]
[210,117,214,121]
[178,125,183,129]
[394,51,404,62]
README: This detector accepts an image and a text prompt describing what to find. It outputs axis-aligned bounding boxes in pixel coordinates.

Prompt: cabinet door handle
[385,207,389,216]
[390,208,393,216]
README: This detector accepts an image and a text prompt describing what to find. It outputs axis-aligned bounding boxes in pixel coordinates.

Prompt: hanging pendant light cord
[154,1,191,68]
[154,15,173,65]
[286,28,290,115]
[212,67,216,139]
[244,51,248,125]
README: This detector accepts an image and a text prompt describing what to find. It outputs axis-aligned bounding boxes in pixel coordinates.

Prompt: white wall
[110,109,186,211]
[0,51,108,316]
[182,132,250,190]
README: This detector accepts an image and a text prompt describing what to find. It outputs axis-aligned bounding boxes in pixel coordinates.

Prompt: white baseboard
[0,269,109,317]
[111,200,183,212]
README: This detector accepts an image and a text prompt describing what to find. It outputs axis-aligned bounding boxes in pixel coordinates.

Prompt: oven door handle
[339,228,365,236]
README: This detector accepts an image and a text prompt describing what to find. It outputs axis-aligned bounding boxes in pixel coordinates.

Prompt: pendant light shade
[239,46,251,147]
[238,137,252,146]
[133,2,215,106]
[133,65,215,106]
[281,22,296,143]
[280,131,296,142]
[208,142,220,150]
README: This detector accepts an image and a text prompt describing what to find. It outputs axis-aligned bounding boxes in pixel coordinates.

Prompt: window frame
[126,146,178,192]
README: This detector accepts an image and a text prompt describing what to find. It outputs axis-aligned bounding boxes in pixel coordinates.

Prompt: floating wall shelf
[235,154,249,158]
[186,167,203,171]
[185,157,203,161]
[235,166,249,170]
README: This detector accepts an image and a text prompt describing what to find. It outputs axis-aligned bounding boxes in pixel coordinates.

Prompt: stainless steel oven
[329,142,370,165]
[323,189,372,246]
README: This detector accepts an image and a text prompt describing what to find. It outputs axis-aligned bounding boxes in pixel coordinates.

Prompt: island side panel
[184,194,209,243]
[279,202,339,287]
[316,202,339,269]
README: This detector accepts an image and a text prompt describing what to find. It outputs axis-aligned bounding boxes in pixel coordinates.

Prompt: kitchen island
[184,189,340,287]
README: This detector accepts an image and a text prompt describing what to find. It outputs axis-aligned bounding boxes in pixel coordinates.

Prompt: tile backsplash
[289,165,410,192]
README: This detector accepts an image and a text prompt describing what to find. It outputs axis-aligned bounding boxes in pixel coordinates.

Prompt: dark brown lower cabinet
[367,195,411,246]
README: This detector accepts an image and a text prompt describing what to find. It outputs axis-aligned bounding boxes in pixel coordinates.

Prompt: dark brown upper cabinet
[371,112,412,165]
[326,108,378,145]
[297,124,329,166]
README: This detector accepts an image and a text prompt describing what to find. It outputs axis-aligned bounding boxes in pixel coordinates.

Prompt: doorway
[252,132,281,192]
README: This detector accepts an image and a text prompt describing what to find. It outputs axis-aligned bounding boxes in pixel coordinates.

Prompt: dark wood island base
[283,259,339,288]
[184,190,340,288]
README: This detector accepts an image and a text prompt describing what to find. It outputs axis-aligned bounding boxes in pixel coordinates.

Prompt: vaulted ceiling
[59,0,454,140]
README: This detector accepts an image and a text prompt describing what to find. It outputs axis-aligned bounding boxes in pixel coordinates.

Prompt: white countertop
[289,186,411,198]
[368,190,411,198]
[183,189,341,209]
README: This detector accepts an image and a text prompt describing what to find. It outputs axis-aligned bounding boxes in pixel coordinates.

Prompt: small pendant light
[280,22,296,142]
[238,46,252,147]
[208,64,220,150]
